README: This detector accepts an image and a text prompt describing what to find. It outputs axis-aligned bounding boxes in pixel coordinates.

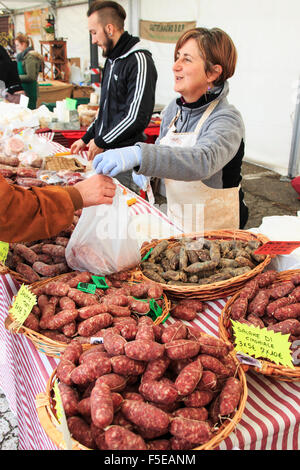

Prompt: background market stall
[1,0,299,178]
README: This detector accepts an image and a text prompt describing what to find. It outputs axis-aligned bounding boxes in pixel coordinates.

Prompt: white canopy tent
[2,0,300,177]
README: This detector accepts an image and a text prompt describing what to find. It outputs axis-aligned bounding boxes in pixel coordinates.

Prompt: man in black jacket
[71,1,157,189]
[0,45,24,99]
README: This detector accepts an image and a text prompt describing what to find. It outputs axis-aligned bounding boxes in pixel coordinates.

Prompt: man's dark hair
[87,1,126,30]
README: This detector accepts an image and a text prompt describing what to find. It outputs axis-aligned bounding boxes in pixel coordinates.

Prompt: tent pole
[128,0,140,36]
[88,0,101,91]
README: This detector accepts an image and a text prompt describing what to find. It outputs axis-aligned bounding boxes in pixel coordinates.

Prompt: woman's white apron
[159,100,240,233]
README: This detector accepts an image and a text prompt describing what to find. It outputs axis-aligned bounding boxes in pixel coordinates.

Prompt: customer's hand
[87,139,103,161]
[93,146,142,177]
[70,138,86,154]
[74,174,116,207]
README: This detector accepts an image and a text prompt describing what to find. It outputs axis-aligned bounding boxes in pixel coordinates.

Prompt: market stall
[1,271,300,450]
[0,132,299,450]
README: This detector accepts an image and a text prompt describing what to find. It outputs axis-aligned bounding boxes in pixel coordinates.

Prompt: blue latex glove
[93,146,142,177]
[132,171,150,191]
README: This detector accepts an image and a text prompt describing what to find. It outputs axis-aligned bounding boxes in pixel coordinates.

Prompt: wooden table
[37,80,73,106]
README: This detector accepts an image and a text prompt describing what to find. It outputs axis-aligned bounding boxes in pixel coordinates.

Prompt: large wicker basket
[5,274,171,358]
[138,229,272,301]
[36,348,248,450]
[219,269,300,382]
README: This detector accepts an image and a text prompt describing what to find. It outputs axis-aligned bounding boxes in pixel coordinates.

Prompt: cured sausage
[121,400,170,432]
[90,382,114,429]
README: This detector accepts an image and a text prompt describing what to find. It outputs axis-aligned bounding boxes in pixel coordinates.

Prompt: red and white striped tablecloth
[0,134,299,450]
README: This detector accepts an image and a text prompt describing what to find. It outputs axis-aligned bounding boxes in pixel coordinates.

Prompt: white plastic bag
[65,183,141,275]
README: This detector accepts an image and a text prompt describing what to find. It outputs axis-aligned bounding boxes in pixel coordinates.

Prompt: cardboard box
[72,85,94,98]
[69,57,81,68]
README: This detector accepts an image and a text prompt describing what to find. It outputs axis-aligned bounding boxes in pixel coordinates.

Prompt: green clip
[141,248,153,261]
[77,282,96,294]
[147,298,163,322]
[91,275,109,289]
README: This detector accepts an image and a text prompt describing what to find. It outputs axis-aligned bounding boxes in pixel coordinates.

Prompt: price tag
[254,241,300,255]
[236,352,262,369]
[77,282,96,294]
[127,197,137,206]
[141,248,153,261]
[91,275,109,289]
[0,241,9,265]
[232,320,294,368]
[9,284,37,329]
[53,379,73,450]
[90,336,104,344]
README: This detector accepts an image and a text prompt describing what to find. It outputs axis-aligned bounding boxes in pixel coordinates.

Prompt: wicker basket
[36,349,248,450]
[5,274,171,358]
[138,229,272,301]
[219,269,300,382]
[0,261,30,285]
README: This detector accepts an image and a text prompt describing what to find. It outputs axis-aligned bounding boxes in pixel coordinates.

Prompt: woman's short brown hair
[174,27,237,86]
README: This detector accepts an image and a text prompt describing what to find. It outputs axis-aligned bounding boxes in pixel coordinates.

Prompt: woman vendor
[93,27,249,232]
[15,33,43,109]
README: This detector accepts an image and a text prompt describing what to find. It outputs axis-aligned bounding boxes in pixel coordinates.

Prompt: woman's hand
[74,174,116,207]
[93,146,142,177]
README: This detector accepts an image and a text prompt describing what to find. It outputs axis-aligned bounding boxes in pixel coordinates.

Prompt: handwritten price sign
[254,241,300,256]
[53,379,73,450]
[0,241,9,265]
[232,320,294,368]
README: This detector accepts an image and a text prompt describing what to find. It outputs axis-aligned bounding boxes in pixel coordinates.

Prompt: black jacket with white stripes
[82,32,157,150]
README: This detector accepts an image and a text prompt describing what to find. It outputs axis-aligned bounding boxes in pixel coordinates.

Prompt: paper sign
[0,241,9,264]
[254,241,300,255]
[19,94,29,108]
[9,284,37,327]
[53,379,73,450]
[140,20,197,43]
[232,320,294,368]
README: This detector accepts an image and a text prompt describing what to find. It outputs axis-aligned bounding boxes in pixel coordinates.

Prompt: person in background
[70,0,157,191]
[0,45,25,99]
[93,27,249,232]
[0,174,116,243]
[15,33,43,110]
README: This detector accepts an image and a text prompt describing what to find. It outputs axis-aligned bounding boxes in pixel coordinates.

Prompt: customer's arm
[0,174,116,243]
